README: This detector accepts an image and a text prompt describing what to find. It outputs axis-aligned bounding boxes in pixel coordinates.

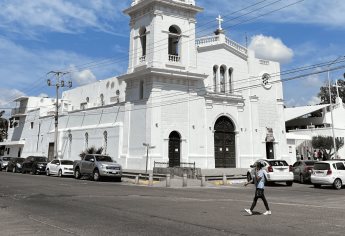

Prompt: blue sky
[0,0,345,113]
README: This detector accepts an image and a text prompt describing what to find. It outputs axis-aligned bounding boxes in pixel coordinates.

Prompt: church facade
[2,0,290,169]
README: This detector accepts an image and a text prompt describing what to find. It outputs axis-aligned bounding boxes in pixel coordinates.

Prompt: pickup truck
[73,154,122,181]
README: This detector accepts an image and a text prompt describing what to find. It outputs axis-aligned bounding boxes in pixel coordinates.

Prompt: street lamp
[327,56,345,159]
[143,143,155,173]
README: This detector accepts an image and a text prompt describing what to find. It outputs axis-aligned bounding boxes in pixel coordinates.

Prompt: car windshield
[3,157,11,161]
[314,163,330,170]
[35,157,47,162]
[61,160,74,165]
[304,161,315,166]
[268,160,289,166]
[95,156,113,162]
[16,158,25,163]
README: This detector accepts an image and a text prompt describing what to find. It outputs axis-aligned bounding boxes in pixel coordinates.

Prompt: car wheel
[58,169,63,177]
[74,168,81,179]
[93,169,100,181]
[246,173,252,183]
[333,178,342,190]
[314,184,321,188]
[300,175,305,184]
[12,167,16,173]
[46,169,50,176]
[286,181,293,186]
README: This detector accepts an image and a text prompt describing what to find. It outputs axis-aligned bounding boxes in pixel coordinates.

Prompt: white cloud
[302,75,323,88]
[307,96,321,106]
[249,34,293,64]
[0,88,25,117]
[38,93,49,98]
[69,65,97,86]
[198,0,345,29]
[0,0,130,36]
[0,37,120,96]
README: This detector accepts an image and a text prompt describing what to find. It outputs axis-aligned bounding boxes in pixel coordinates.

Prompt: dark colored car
[6,157,25,173]
[292,160,316,183]
[21,156,48,175]
[0,156,14,171]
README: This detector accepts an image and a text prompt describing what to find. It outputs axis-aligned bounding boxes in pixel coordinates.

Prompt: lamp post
[143,143,155,173]
[327,56,345,159]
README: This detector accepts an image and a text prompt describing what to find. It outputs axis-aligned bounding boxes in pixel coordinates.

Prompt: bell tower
[123,0,203,74]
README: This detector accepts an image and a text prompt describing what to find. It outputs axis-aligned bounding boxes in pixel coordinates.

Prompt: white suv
[247,159,294,186]
[311,160,345,190]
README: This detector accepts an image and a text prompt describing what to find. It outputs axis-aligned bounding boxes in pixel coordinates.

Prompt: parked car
[311,160,345,190]
[292,160,316,183]
[5,157,25,173]
[0,156,14,171]
[21,156,48,175]
[247,159,294,186]
[74,154,122,181]
[46,159,74,177]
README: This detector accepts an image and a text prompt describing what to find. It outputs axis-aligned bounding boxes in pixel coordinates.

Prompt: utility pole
[143,143,155,173]
[47,71,72,160]
[327,56,345,159]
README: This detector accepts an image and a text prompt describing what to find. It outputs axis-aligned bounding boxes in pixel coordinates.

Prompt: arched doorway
[168,131,181,167]
[214,116,236,168]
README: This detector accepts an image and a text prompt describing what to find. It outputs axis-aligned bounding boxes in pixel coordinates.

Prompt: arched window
[228,68,233,93]
[100,93,104,106]
[220,66,225,93]
[68,133,72,157]
[139,27,147,58]
[168,25,181,62]
[139,80,144,99]
[213,66,218,92]
[85,132,89,149]
[103,131,108,154]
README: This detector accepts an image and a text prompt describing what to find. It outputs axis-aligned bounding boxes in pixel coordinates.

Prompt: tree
[318,79,345,104]
[311,135,344,159]
[0,110,8,142]
[79,146,103,159]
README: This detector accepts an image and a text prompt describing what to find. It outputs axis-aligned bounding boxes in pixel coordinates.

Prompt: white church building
[2,0,290,169]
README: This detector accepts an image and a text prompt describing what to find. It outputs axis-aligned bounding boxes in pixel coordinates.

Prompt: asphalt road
[0,172,345,236]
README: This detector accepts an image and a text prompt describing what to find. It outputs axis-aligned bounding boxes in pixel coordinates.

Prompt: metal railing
[168,54,180,62]
[11,107,27,116]
[153,161,196,169]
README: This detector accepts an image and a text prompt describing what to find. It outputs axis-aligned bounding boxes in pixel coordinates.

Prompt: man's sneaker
[244,209,252,215]
[263,211,271,215]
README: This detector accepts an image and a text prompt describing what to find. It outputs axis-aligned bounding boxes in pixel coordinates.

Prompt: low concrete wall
[153,167,201,179]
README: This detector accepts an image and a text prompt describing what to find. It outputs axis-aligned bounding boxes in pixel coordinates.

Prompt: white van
[311,160,345,190]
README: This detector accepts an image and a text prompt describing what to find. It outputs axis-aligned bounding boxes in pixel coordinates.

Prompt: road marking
[29,215,80,235]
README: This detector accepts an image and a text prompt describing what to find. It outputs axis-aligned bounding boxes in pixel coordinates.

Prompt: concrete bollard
[166,174,171,188]
[135,175,139,185]
[223,173,227,185]
[201,175,206,187]
[182,173,187,187]
[149,173,153,187]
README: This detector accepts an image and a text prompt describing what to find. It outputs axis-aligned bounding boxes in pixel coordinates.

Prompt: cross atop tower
[216,14,223,30]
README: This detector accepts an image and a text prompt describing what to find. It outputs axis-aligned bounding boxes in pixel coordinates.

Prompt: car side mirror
[56,163,60,165]
[250,165,254,168]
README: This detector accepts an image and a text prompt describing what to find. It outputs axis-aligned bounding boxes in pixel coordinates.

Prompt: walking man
[244,161,271,215]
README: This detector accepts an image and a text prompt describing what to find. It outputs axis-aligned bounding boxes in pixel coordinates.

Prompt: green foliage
[0,111,8,142]
[79,146,103,159]
[311,135,344,159]
[318,79,345,104]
